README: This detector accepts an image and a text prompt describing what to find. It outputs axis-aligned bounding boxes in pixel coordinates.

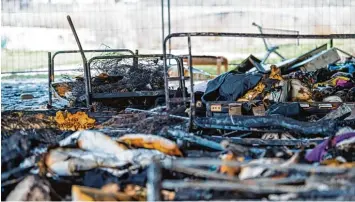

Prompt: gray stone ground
[1,80,49,111]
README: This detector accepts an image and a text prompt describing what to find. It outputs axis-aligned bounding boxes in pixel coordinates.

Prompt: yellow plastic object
[118,134,183,156]
[54,111,96,131]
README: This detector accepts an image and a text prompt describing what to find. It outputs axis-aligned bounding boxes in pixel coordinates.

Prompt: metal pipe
[162,158,348,174]
[206,136,323,147]
[187,36,195,130]
[167,129,223,150]
[134,49,139,68]
[163,32,355,41]
[67,15,90,107]
[176,57,183,91]
[51,49,134,59]
[164,164,307,185]
[86,61,93,106]
[164,165,240,181]
[161,0,165,47]
[125,107,189,120]
[254,23,269,51]
[167,0,171,65]
[175,57,187,106]
[147,161,162,201]
[87,54,180,64]
[48,52,52,106]
[330,39,333,48]
[163,40,170,110]
[179,57,187,106]
[162,180,307,194]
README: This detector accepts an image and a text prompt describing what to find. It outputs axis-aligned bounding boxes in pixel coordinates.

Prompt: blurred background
[1,0,355,109]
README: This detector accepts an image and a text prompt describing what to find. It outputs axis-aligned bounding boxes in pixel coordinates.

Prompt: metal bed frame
[47,49,135,106]
[49,16,188,109]
[84,54,185,107]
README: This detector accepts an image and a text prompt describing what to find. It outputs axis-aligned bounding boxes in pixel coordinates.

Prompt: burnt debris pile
[2,44,355,201]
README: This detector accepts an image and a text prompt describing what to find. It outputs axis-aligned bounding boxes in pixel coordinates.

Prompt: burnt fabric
[202,71,262,103]
[305,132,355,162]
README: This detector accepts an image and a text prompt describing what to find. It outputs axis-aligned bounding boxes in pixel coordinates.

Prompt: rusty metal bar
[67,15,90,107]
[66,15,89,107]
[48,52,52,106]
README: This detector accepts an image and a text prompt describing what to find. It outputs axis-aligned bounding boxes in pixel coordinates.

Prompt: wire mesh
[1,0,355,76]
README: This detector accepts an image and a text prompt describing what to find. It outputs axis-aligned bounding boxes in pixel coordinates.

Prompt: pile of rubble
[1,109,354,201]
[1,45,355,201]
